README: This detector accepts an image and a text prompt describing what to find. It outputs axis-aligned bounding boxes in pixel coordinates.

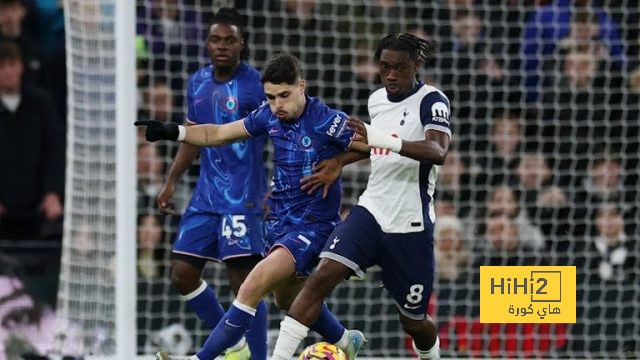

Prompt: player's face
[263,80,306,122]
[207,23,244,69]
[377,49,418,96]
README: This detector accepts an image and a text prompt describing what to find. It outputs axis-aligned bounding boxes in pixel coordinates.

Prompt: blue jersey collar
[211,62,245,84]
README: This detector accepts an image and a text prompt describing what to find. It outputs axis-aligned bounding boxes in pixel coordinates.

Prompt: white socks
[272,316,310,360]
[413,337,440,360]
[334,329,351,351]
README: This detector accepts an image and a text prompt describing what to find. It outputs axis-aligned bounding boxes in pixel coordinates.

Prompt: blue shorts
[265,219,337,276]
[320,205,434,320]
[172,208,267,262]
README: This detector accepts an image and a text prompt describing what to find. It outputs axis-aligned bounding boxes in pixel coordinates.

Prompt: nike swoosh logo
[403,304,421,310]
[225,319,241,328]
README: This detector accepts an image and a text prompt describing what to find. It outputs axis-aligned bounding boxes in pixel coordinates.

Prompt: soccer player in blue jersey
[152,8,268,360]
[137,53,367,360]
[271,33,450,360]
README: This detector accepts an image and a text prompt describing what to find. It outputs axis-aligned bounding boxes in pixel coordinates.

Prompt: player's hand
[134,120,179,142]
[40,192,63,220]
[300,158,342,198]
[156,182,177,215]
[346,116,368,143]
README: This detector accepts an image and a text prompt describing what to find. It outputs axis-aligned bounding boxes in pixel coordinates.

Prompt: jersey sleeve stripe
[241,119,254,138]
[425,124,452,138]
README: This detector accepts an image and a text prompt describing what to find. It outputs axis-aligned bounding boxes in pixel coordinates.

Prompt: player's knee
[273,291,293,310]
[306,260,349,297]
[170,262,201,295]
[400,315,426,337]
[237,276,266,305]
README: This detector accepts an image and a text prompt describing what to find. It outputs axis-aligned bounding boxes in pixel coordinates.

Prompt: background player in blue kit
[152,8,268,359]
[137,53,367,360]
[270,33,451,360]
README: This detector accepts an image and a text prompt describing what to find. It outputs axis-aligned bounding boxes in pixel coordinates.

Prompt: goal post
[57,0,136,357]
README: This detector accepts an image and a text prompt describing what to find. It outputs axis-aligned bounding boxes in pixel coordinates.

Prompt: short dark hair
[374,33,437,64]
[210,7,249,61]
[0,0,24,8]
[261,53,301,85]
[0,41,21,62]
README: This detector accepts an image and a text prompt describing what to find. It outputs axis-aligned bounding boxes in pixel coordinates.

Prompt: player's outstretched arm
[134,119,250,146]
[347,117,450,165]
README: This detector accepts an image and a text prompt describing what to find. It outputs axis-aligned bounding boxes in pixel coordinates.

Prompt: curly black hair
[374,33,437,63]
[210,7,249,60]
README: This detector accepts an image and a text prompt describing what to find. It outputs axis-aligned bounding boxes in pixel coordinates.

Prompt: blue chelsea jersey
[243,95,354,225]
[186,63,268,214]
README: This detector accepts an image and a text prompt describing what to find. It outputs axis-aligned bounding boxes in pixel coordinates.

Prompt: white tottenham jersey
[358,83,452,233]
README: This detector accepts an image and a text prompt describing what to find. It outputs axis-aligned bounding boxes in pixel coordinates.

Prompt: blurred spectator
[136,0,204,95]
[139,77,182,125]
[477,110,523,186]
[434,194,457,219]
[437,8,505,156]
[137,143,165,210]
[137,213,166,279]
[0,0,42,84]
[520,0,625,102]
[485,215,519,253]
[433,215,475,340]
[540,42,625,183]
[573,154,638,234]
[434,216,469,282]
[338,41,379,119]
[513,152,573,255]
[486,185,545,251]
[0,40,63,241]
[437,149,473,218]
[573,204,639,355]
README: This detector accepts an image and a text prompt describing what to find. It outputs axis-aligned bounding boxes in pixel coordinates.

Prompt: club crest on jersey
[401,108,409,125]
[431,102,450,125]
[300,135,312,148]
[224,96,238,112]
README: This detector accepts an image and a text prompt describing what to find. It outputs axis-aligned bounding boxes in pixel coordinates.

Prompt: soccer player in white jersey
[271,33,450,360]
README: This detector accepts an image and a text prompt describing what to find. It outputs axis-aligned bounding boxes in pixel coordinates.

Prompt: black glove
[134,120,179,142]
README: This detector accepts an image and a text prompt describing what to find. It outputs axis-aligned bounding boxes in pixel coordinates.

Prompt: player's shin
[245,300,268,359]
[310,303,345,344]
[181,280,225,329]
[272,315,310,360]
[197,300,256,360]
